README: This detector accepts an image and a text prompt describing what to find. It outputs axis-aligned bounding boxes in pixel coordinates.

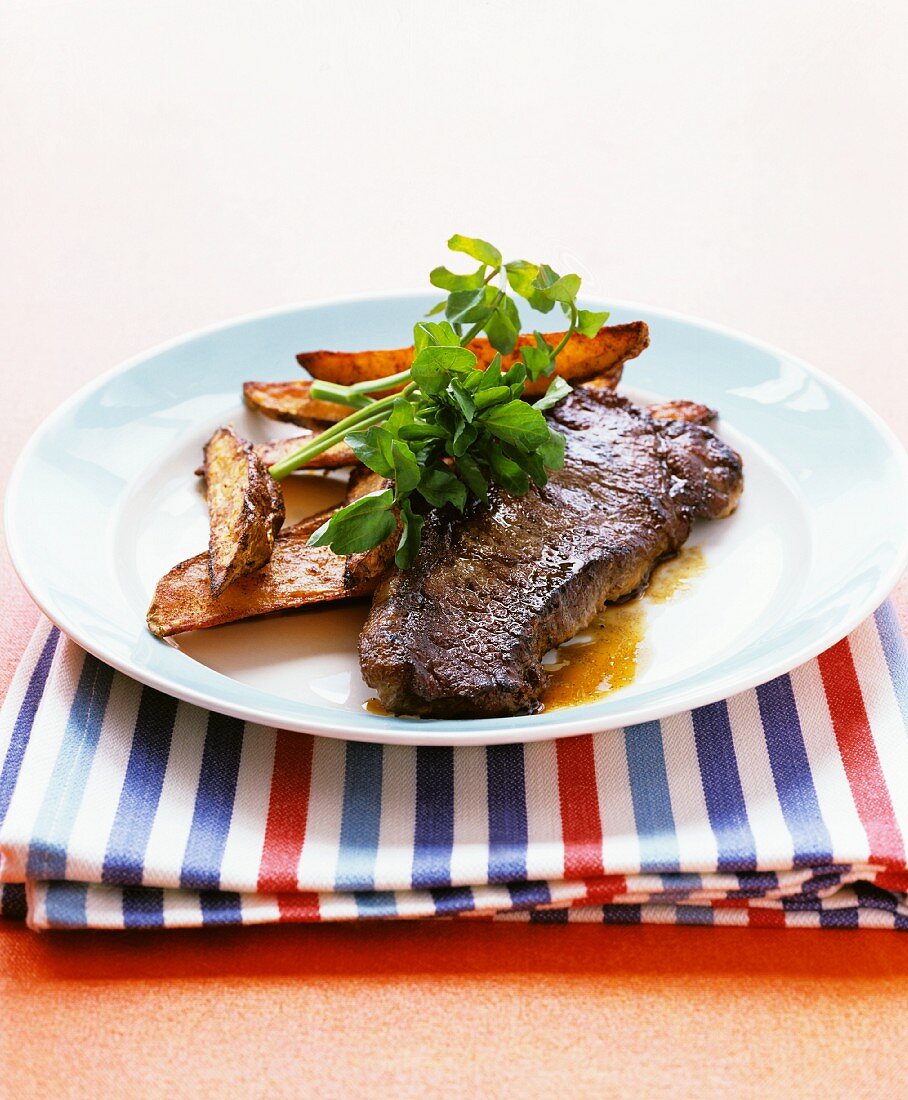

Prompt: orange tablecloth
[2,395,907,1096]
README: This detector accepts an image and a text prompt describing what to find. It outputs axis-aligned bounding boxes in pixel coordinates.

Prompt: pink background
[2,2,907,1093]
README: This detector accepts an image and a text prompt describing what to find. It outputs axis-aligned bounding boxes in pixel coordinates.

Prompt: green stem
[308,381,375,409]
[549,303,578,359]
[269,385,416,479]
[349,367,413,394]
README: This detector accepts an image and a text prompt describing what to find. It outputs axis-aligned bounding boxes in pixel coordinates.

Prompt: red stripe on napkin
[748,907,787,928]
[557,734,605,878]
[257,732,314,894]
[275,892,320,921]
[819,638,905,867]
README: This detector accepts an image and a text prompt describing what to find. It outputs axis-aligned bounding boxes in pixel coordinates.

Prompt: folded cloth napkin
[1,603,906,931]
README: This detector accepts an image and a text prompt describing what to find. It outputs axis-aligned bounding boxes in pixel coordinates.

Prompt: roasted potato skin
[297,345,413,385]
[243,380,352,427]
[344,467,390,502]
[296,322,650,398]
[249,324,649,429]
[147,469,395,638]
[254,432,358,469]
[194,431,358,476]
[204,427,285,598]
[146,537,381,637]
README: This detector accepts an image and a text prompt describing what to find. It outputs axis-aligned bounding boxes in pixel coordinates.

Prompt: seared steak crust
[359,388,743,718]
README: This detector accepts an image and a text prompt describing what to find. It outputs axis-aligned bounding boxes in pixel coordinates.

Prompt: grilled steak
[359,388,743,718]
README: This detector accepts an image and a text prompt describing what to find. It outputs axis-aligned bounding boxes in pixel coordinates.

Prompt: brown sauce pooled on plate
[364,698,393,717]
[542,545,706,711]
[542,601,646,711]
[646,545,706,602]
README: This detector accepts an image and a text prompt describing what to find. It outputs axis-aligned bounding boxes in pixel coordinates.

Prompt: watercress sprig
[428,234,608,355]
[268,235,609,568]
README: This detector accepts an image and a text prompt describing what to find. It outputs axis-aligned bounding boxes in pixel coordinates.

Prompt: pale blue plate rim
[5,290,908,746]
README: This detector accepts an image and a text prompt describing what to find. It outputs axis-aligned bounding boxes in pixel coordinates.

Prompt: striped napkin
[1,604,907,931]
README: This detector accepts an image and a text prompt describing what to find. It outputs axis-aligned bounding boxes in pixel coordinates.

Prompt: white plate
[5,293,908,745]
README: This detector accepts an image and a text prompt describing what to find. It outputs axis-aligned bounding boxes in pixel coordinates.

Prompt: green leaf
[526,456,550,488]
[411,344,476,394]
[534,263,560,290]
[417,344,476,372]
[386,396,416,436]
[484,301,519,354]
[394,501,424,570]
[307,489,397,555]
[435,321,463,346]
[345,425,395,478]
[413,323,430,354]
[520,344,551,382]
[451,418,478,456]
[487,447,530,496]
[533,375,572,412]
[425,299,447,317]
[397,421,448,442]
[455,453,488,502]
[475,352,503,391]
[414,320,461,351]
[504,259,539,299]
[446,378,475,422]
[527,289,556,314]
[433,404,457,440]
[446,288,492,325]
[481,399,551,452]
[482,312,517,354]
[503,361,526,389]
[410,358,446,396]
[528,264,559,314]
[576,309,610,337]
[390,438,420,497]
[510,443,549,488]
[538,427,566,470]
[448,234,502,267]
[429,264,487,292]
[540,273,581,303]
[473,385,511,411]
[419,466,468,511]
[506,293,522,327]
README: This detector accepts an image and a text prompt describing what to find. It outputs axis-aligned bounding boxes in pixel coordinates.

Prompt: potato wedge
[296,321,649,398]
[146,536,388,638]
[243,380,352,427]
[248,323,649,428]
[279,508,340,539]
[204,427,285,597]
[344,467,389,502]
[254,432,358,469]
[194,430,357,476]
[147,470,393,637]
[296,345,413,386]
